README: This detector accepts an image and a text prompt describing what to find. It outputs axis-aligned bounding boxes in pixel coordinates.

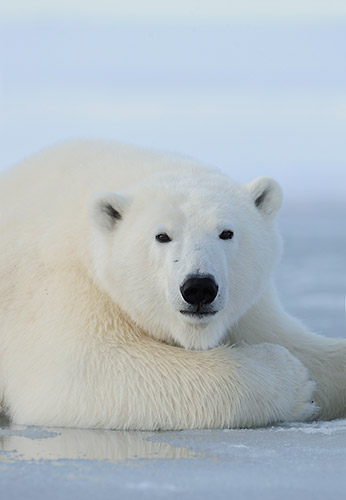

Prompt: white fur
[0,140,344,429]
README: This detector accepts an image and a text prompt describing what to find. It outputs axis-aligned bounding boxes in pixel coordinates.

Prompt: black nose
[180,275,218,306]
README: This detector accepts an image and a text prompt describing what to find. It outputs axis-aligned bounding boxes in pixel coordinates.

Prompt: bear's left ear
[88,192,129,232]
[244,177,283,218]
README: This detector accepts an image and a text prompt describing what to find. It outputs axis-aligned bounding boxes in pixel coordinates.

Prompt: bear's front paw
[241,343,317,423]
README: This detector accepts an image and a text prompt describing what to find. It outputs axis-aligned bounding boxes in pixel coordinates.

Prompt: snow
[2,418,346,499]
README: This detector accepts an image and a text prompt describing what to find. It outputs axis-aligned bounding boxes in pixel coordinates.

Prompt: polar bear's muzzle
[179,274,219,318]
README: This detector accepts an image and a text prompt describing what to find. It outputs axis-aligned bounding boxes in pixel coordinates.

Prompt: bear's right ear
[244,177,283,219]
[88,192,128,232]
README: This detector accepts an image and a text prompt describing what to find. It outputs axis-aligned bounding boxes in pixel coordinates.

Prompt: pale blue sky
[0,1,345,203]
[2,0,346,21]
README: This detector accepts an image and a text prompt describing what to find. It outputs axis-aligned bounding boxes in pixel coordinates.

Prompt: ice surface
[2,418,346,499]
[277,208,346,339]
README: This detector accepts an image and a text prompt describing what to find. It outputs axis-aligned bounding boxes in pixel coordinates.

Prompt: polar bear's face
[89,173,282,350]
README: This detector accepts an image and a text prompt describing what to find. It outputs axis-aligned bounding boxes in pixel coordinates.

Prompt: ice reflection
[0,424,202,463]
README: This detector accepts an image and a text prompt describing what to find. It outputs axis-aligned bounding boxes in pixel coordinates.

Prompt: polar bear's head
[88,170,282,350]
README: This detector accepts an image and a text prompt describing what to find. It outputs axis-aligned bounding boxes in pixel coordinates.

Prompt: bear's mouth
[180,310,217,318]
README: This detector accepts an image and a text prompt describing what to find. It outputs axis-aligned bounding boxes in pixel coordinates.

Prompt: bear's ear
[88,192,128,231]
[244,177,283,218]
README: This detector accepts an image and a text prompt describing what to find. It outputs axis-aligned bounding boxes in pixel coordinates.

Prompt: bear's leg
[231,288,346,420]
[4,333,315,429]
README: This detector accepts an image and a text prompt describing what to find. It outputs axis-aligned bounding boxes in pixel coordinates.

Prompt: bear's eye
[155,233,172,243]
[219,230,234,240]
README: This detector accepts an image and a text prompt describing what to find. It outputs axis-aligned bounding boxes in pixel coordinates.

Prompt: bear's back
[0,140,205,206]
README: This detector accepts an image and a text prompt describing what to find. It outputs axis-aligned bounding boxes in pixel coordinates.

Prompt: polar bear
[0,140,345,429]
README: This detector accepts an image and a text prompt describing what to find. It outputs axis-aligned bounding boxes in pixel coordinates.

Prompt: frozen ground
[2,419,346,500]
[0,207,345,499]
